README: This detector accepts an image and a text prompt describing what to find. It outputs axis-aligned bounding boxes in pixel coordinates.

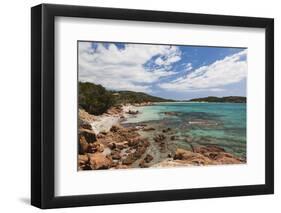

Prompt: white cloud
[185,63,193,71]
[154,46,181,66]
[79,42,181,92]
[158,50,247,92]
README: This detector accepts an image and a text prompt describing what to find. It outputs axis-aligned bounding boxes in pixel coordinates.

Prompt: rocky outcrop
[79,135,89,154]
[174,148,213,165]
[78,118,150,170]
[106,106,123,115]
[79,119,92,130]
[78,128,97,154]
[88,153,112,170]
[79,109,96,122]
[87,142,104,153]
[161,146,245,167]
[78,154,91,170]
[79,129,97,143]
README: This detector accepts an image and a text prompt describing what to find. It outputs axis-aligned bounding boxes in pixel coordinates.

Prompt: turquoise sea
[123,102,246,159]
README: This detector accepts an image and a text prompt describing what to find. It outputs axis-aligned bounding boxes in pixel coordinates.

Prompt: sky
[78,41,247,100]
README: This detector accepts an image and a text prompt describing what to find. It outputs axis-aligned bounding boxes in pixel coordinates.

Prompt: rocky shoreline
[78,105,245,171]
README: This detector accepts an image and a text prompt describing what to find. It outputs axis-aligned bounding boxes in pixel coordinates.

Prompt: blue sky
[79,41,247,100]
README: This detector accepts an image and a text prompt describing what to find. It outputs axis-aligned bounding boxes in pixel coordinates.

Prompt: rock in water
[163,111,179,116]
[153,134,166,142]
[162,128,171,133]
[128,110,139,115]
[142,127,156,131]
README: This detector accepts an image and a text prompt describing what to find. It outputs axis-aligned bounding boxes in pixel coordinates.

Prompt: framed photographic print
[31,3,274,209]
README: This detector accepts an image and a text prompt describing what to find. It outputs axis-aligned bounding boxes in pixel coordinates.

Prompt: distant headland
[188,96,246,103]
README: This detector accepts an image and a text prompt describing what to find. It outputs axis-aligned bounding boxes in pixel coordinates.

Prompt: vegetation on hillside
[188,96,246,103]
[112,90,173,105]
[79,82,172,115]
[79,82,115,115]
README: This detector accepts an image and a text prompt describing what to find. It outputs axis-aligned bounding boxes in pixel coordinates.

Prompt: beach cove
[78,102,246,170]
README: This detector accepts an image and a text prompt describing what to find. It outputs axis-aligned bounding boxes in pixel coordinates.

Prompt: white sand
[90,104,139,134]
[90,115,119,134]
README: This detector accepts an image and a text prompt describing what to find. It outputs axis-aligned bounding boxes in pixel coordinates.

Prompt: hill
[188,96,246,103]
[112,90,173,105]
[79,82,173,115]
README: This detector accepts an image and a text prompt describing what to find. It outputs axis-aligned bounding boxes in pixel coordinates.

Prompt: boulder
[162,128,171,133]
[144,154,153,163]
[153,134,166,142]
[115,141,129,149]
[107,107,122,115]
[78,155,91,170]
[134,146,146,158]
[78,154,88,164]
[122,153,137,165]
[79,119,92,130]
[79,136,89,154]
[143,127,156,131]
[139,160,148,168]
[127,110,139,115]
[108,142,116,149]
[111,151,121,160]
[79,129,97,143]
[142,139,150,147]
[110,125,121,132]
[194,145,225,154]
[89,153,112,170]
[173,148,213,165]
[128,137,141,146]
[96,133,105,139]
[163,111,179,116]
[88,142,104,153]
[213,152,243,164]
[174,148,198,160]
[170,135,176,140]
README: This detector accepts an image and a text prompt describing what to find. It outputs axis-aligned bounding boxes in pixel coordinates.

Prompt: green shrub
[79,82,115,115]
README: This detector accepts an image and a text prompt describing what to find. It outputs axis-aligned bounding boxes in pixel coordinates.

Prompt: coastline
[78,103,245,170]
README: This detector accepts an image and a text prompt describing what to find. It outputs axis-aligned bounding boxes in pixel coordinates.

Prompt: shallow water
[123,102,246,159]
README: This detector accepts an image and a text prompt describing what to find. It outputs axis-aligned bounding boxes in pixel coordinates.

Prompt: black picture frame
[31,3,274,209]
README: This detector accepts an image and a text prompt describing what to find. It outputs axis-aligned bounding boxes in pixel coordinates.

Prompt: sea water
[123,102,246,159]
